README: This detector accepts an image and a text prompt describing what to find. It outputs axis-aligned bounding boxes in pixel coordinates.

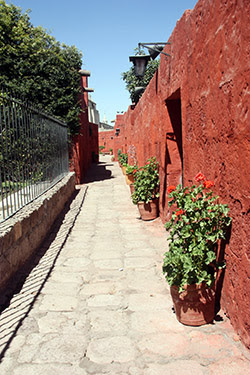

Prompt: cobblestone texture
[0,155,249,374]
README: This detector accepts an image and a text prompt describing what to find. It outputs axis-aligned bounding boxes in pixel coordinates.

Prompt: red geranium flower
[195,172,206,182]
[167,185,176,193]
[203,180,214,189]
[132,169,137,174]
[176,209,184,216]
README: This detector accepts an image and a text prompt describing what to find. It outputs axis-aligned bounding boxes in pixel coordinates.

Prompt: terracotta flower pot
[137,199,158,221]
[130,184,135,194]
[125,173,135,185]
[170,283,215,326]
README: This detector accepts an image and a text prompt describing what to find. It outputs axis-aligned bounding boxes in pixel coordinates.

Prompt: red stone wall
[99,130,115,153]
[113,114,128,159]
[114,0,250,347]
[70,75,99,183]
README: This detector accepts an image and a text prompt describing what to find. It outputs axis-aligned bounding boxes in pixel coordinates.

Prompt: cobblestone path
[0,155,249,374]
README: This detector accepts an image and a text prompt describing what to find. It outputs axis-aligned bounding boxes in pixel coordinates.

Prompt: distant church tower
[102,114,108,124]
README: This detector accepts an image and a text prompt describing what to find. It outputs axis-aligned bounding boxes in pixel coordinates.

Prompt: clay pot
[122,166,127,175]
[170,283,215,326]
[130,184,135,194]
[137,199,158,221]
[125,173,135,185]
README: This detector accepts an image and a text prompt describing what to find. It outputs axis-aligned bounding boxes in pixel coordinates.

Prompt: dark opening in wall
[166,88,183,174]
[162,88,183,214]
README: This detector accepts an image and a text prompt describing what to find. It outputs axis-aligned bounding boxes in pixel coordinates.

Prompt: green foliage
[125,164,138,175]
[99,145,105,154]
[0,1,82,136]
[122,53,159,102]
[118,153,128,166]
[162,175,232,291]
[132,157,160,204]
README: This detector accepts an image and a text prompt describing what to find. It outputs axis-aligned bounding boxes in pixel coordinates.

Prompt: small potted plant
[162,172,232,326]
[109,148,113,155]
[99,145,105,154]
[125,164,138,185]
[132,157,160,220]
[117,149,122,165]
[119,153,128,174]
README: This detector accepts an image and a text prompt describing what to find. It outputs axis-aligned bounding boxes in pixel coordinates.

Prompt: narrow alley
[0,156,249,374]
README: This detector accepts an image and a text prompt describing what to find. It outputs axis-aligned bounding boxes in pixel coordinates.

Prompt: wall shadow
[162,145,171,212]
[215,223,232,314]
[83,162,114,183]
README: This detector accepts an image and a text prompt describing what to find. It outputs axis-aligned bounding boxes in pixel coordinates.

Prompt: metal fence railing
[0,87,69,222]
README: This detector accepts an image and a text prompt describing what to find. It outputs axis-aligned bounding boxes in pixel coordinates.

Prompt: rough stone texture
[99,130,115,154]
[86,336,136,364]
[111,0,250,348]
[0,157,248,374]
[144,361,206,375]
[0,173,76,293]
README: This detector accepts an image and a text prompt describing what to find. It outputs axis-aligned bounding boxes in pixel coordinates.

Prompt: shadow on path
[83,161,114,183]
[0,187,87,362]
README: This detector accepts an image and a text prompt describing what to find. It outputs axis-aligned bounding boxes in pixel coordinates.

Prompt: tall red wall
[114,0,250,347]
[99,130,115,153]
[113,114,128,159]
[70,75,99,183]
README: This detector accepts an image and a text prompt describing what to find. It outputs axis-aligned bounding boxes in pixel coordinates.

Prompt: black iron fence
[0,87,69,222]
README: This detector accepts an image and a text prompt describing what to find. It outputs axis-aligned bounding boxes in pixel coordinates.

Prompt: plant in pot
[99,145,105,154]
[162,173,232,326]
[109,148,113,155]
[117,149,122,164]
[132,157,160,220]
[125,164,138,186]
[119,153,128,174]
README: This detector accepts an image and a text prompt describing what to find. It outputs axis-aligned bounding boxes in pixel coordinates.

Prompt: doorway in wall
[162,89,183,214]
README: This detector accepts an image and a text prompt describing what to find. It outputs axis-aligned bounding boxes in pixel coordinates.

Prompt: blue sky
[5,0,198,124]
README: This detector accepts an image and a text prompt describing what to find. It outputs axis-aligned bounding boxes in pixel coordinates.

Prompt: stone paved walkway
[0,155,249,374]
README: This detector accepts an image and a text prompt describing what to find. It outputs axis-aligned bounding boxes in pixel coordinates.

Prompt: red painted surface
[69,75,99,183]
[113,114,128,159]
[114,0,250,347]
[99,130,115,153]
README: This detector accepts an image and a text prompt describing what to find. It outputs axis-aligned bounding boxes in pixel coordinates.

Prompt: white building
[88,95,100,125]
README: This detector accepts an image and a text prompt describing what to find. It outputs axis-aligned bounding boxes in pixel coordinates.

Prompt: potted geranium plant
[162,172,231,326]
[117,149,122,165]
[125,164,138,185]
[132,157,160,220]
[119,153,128,174]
